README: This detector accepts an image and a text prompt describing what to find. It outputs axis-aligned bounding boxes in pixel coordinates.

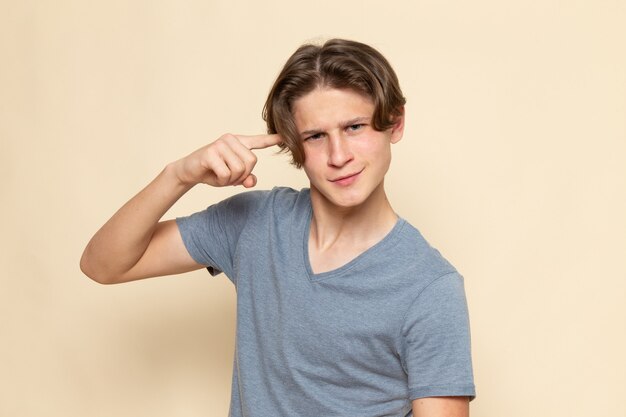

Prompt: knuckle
[216,176,230,186]
[241,153,257,169]
[211,140,227,152]
[220,133,236,143]
[213,167,230,183]
[247,152,258,165]
[228,166,244,179]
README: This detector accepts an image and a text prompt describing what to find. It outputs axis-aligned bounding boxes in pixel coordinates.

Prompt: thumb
[241,173,257,188]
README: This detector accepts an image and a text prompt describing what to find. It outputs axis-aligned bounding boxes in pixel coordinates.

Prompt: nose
[327,134,353,167]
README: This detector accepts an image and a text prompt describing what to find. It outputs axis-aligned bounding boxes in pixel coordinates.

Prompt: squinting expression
[292,87,404,210]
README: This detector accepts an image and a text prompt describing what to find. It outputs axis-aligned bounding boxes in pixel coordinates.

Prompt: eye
[305,132,324,141]
[347,124,364,132]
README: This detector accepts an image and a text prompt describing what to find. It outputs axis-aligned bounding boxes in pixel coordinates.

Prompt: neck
[308,182,398,250]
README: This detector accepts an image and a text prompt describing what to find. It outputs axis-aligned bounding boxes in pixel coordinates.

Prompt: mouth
[330,169,363,185]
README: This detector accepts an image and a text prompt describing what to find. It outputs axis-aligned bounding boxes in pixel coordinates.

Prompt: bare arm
[80,133,281,284]
[412,397,470,417]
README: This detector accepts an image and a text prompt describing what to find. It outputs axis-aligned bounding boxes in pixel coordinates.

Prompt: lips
[330,169,363,184]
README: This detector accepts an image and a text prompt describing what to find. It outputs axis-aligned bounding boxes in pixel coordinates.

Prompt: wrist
[163,161,195,193]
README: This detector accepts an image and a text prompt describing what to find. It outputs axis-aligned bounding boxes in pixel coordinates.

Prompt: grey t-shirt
[176,187,475,417]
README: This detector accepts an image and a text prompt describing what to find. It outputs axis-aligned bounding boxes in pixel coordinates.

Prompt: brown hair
[262,38,406,168]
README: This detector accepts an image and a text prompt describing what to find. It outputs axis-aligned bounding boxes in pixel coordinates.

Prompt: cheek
[302,163,321,182]
[302,148,325,174]
[368,143,393,175]
[357,139,392,161]
[301,158,317,181]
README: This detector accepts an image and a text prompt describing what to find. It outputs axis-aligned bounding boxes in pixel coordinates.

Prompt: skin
[412,397,469,417]
[80,87,470,416]
[79,133,281,283]
[292,88,470,416]
[292,87,403,274]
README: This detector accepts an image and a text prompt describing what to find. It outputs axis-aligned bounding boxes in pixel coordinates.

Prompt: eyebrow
[300,116,370,137]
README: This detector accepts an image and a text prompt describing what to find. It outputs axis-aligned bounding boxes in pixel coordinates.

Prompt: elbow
[79,251,118,285]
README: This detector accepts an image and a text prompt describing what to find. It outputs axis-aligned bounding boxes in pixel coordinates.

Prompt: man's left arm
[412,396,469,417]
[401,272,476,410]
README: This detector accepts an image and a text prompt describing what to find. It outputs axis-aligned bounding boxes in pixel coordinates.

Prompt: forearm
[80,134,281,284]
[80,162,192,283]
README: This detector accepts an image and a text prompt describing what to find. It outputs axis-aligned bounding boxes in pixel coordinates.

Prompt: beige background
[1,0,625,416]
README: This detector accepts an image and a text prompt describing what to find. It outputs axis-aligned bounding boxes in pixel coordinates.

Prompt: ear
[389,107,405,144]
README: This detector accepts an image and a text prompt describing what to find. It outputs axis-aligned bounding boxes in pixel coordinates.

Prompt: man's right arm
[79,133,281,284]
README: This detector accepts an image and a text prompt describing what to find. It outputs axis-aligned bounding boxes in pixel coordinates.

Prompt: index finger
[237,134,282,150]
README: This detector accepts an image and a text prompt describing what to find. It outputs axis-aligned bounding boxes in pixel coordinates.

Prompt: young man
[81,39,476,416]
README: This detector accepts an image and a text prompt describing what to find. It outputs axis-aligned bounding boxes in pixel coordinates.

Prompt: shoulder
[394,222,470,334]
[266,186,310,207]
[217,187,311,228]
[393,219,458,283]
[200,186,305,215]
[251,186,312,220]
[227,186,307,206]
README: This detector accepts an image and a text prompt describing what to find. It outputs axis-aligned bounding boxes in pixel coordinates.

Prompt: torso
[308,224,398,274]
[176,187,474,416]
[307,185,399,274]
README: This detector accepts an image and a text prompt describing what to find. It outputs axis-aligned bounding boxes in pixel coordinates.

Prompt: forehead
[292,88,374,130]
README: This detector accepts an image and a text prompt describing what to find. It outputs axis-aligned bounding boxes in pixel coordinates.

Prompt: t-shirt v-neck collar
[300,193,406,282]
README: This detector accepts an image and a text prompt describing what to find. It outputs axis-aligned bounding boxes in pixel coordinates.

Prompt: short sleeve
[400,272,476,401]
[175,190,267,281]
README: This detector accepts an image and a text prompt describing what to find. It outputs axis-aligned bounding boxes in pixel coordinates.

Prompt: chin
[312,185,374,210]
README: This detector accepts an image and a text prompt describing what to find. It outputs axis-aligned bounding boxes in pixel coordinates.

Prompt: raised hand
[173,133,282,189]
